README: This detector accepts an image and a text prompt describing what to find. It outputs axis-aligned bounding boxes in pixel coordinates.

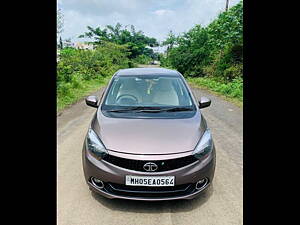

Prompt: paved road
[57,84,243,225]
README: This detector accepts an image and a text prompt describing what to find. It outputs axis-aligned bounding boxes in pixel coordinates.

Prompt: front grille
[104,182,195,198]
[102,154,198,172]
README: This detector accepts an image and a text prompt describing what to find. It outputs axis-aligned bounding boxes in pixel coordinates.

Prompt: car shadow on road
[91,184,213,213]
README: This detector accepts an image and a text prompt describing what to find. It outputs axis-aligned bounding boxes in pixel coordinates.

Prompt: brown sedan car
[82,68,216,201]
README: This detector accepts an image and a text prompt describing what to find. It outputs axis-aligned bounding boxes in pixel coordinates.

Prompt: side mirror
[198,97,211,109]
[85,96,99,108]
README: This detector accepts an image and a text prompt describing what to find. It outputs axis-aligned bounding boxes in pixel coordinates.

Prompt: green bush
[57,42,131,110]
[57,82,72,96]
[163,1,243,82]
[70,73,83,89]
[223,64,243,80]
[132,54,152,64]
[57,42,130,85]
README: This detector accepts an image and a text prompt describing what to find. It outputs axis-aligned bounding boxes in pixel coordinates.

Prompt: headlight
[86,129,108,159]
[193,129,213,159]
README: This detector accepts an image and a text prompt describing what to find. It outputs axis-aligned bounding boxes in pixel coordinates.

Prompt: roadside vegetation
[78,23,159,60]
[187,77,243,106]
[57,42,131,111]
[57,24,159,111]
[132,55,153,65]
[161,1,243,105]
[57,2,243,111]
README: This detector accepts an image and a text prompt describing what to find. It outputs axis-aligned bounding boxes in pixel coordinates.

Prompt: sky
[58,0,240,46]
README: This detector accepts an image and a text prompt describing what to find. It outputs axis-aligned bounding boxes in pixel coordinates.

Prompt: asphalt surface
[57,81,243,225]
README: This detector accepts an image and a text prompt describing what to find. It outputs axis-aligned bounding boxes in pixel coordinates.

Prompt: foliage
[57,1,243,110]
[57,42,129,82]
[203,43,243,80]
[161,30,178,55]
[79,23,159,59]
[162,1,243,81]
[132,54,152,65]
[57,42,130,110]
[57,78,110,111]
[188,76,243,103]
[206,2,243,52]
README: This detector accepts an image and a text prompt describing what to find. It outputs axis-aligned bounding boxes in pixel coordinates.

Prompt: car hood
[91,110,205,155]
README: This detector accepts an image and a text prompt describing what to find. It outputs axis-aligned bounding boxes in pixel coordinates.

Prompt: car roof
[116,67,180,76]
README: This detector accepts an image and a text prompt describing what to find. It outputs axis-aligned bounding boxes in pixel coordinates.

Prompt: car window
[104,76,193,107]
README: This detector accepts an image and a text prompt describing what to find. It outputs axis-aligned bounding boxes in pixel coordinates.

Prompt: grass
[187,76,243,107]
[57,76,111,112]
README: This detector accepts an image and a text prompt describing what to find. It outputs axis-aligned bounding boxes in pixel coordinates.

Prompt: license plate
[125,175,175,186]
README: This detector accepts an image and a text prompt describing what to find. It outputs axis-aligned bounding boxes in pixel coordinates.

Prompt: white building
[74,42,94,50]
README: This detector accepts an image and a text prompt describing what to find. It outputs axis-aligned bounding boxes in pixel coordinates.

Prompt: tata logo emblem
[143,162,158,172]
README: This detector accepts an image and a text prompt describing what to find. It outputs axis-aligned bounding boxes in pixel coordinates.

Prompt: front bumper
[82,144,216,201]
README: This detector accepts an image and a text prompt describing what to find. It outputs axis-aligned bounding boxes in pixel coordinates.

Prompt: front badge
[143,162,158,172]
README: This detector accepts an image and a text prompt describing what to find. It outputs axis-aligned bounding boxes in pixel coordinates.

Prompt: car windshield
[103,75,194,110]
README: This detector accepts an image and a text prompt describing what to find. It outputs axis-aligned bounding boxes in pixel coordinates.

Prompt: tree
[161,30,178,57]
[79,23,159,59]
[162,1,243,79]
[162,31,177,49]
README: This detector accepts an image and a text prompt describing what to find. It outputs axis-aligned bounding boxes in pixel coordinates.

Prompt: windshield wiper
[138,107,194,113]
[163,107,194,112]
[106,106,161,113]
